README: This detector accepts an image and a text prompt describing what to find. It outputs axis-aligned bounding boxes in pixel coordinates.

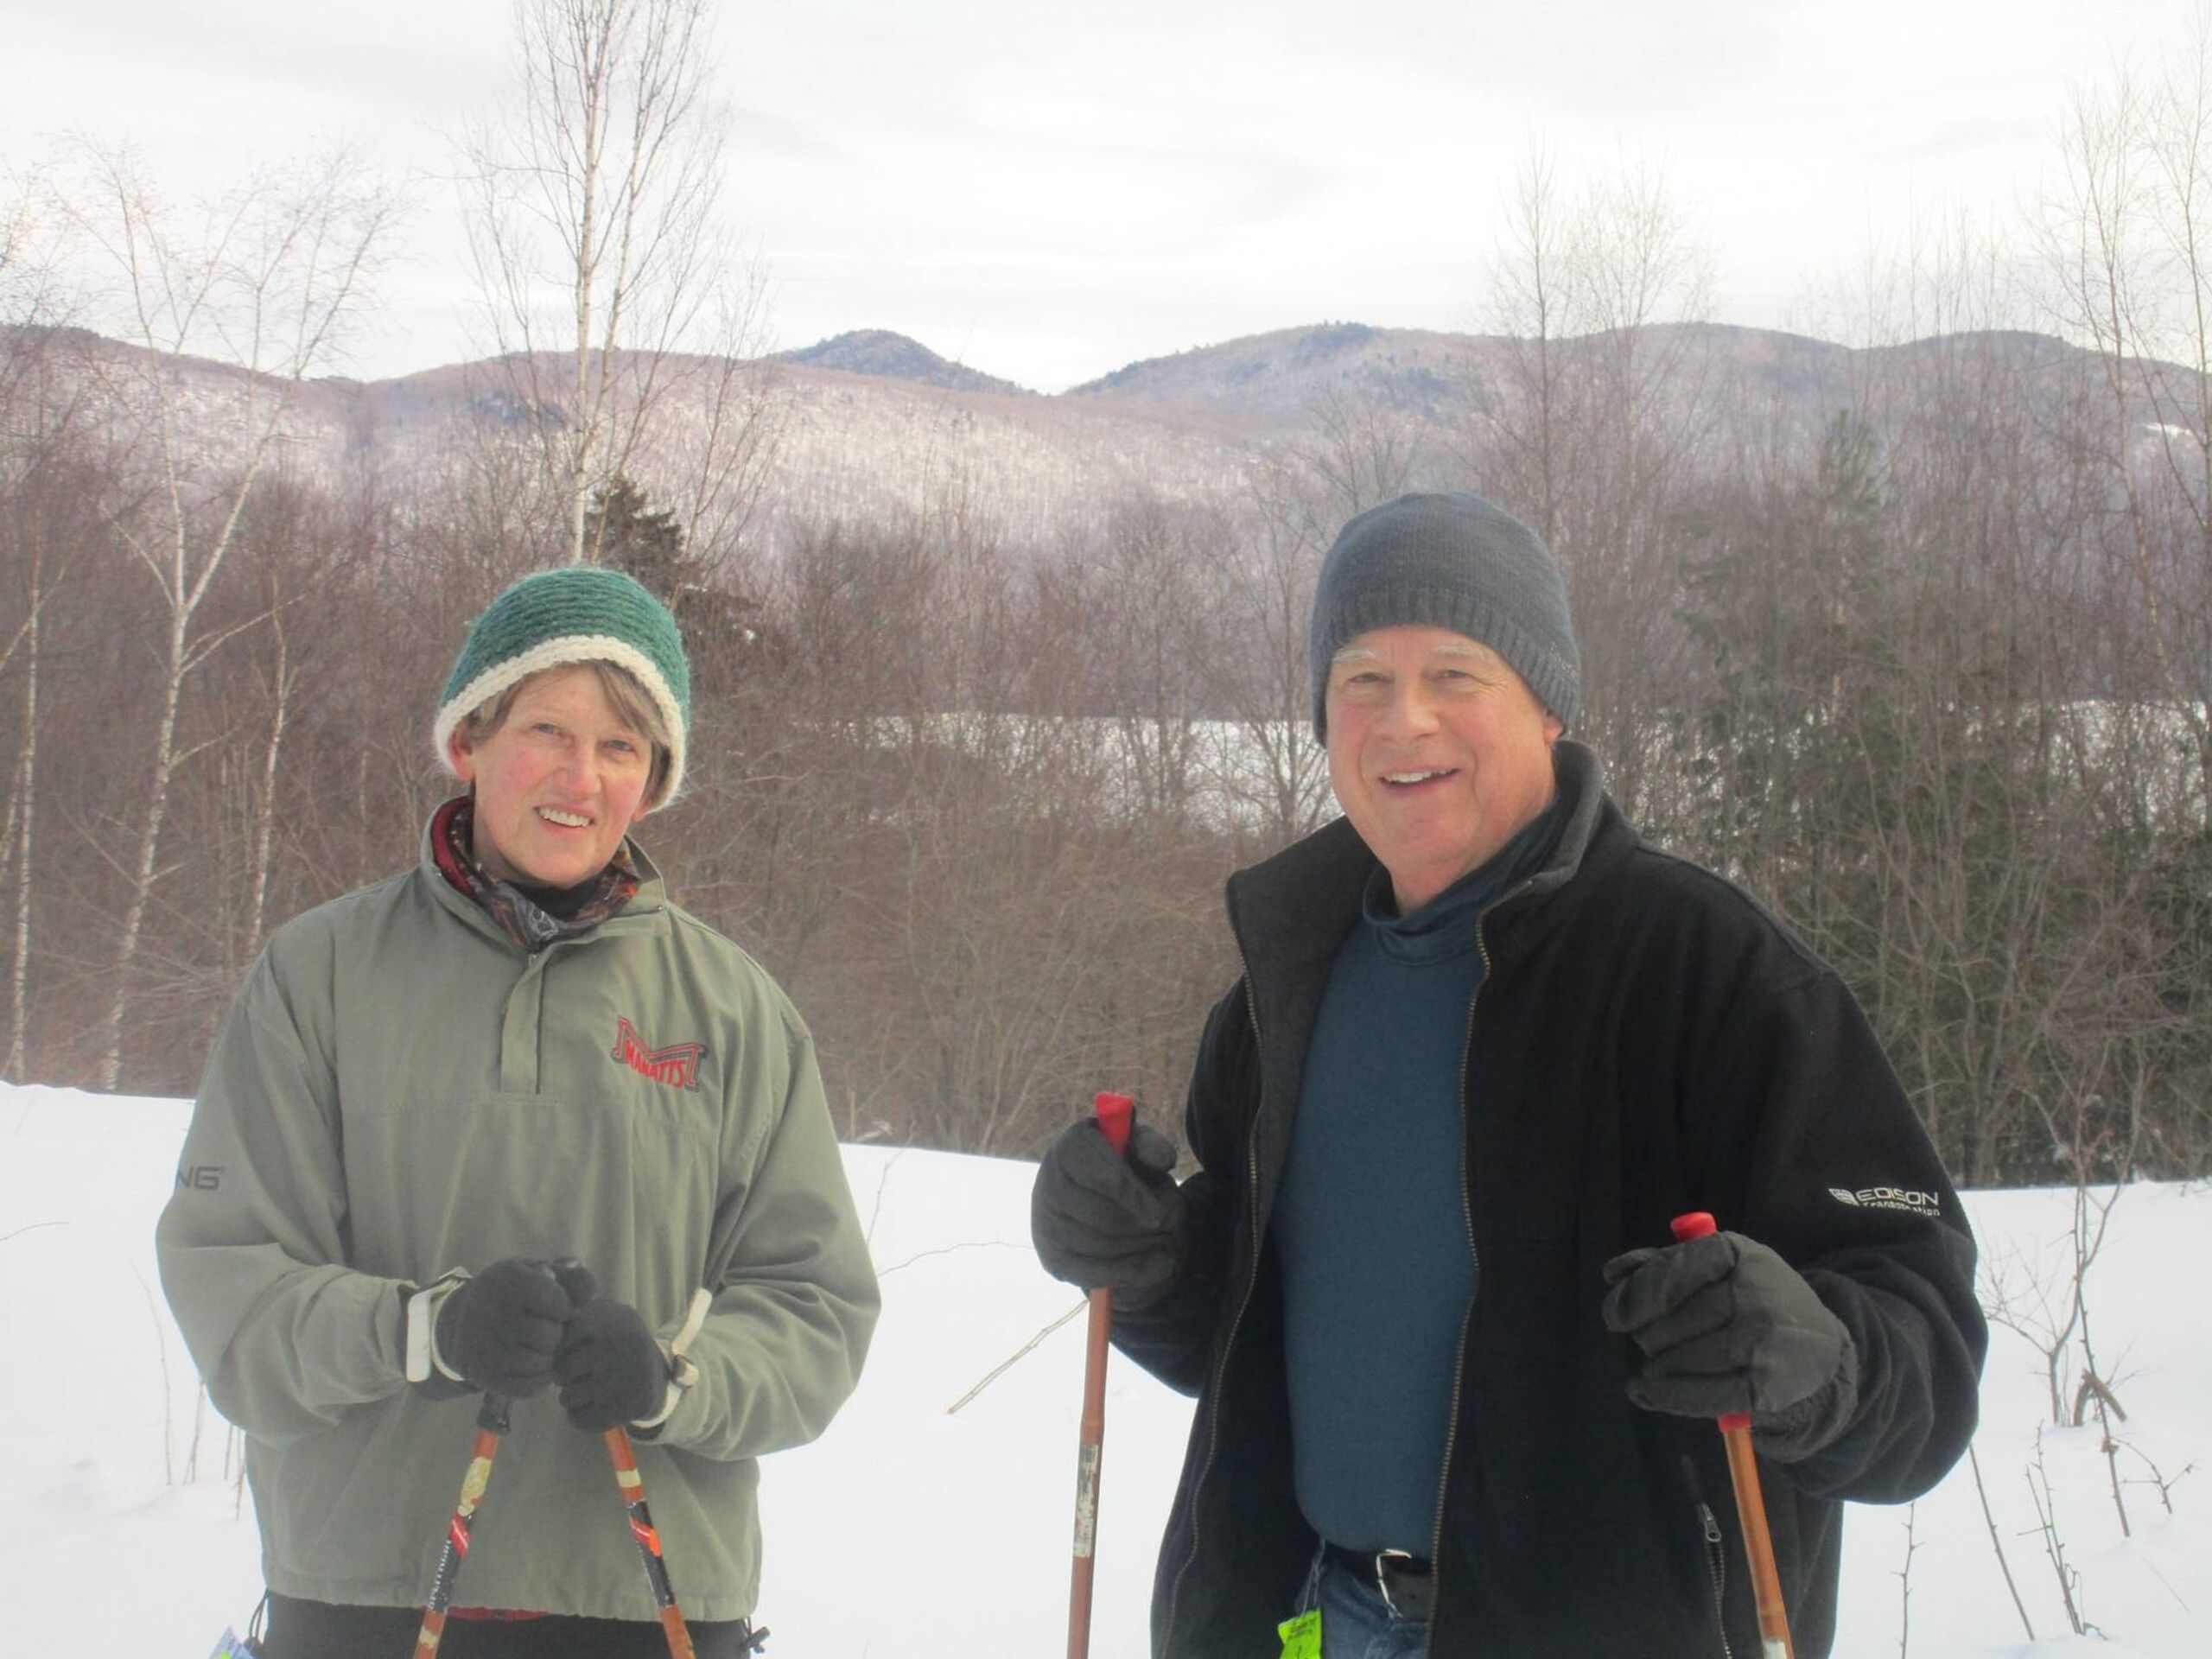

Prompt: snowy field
[1,1081,2204,1656]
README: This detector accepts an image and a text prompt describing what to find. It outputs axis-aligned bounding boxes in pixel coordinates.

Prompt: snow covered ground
[2,1081,2203,1656]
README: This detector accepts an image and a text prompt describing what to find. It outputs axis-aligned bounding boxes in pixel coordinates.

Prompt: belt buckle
[1373,1548,1422,1620]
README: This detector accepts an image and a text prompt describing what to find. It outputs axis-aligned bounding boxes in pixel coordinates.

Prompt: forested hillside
[3,149,2208,1182]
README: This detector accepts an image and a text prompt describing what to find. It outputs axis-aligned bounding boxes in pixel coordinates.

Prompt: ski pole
[606,1424,698,1659]
[413,1391,512,1659]
[1671,1211,1795,1659]
[601,1286,714,1659]
[1066,1090,1135,1659]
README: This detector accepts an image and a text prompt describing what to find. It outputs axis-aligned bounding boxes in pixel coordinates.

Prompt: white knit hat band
[432,634,688,808]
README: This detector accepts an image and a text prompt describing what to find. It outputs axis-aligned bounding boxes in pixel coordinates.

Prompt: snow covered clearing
[2,1082,2203,1655]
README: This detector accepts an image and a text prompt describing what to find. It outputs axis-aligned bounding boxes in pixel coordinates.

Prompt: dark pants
[257,1593,764,1658]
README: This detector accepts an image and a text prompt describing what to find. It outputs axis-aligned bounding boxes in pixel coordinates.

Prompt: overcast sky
[0,0,2190,391]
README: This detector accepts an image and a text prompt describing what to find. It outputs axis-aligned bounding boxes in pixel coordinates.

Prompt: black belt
[1323,1542,1435,1623]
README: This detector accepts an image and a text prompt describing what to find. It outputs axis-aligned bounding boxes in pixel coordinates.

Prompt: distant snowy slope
[776,329,1031,397]
[1,1083,2202,1656]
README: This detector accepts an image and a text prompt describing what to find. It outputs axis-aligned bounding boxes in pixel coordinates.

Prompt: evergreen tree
[586,474,690,602]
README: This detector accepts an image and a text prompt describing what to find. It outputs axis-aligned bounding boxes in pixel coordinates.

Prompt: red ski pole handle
[1668,1211,1750,1432]
[1094,1091,1134,1157]
[1668,1209,1719,1244]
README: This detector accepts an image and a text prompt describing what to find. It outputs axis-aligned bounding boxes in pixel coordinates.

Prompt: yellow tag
[1277,1608,1322,1659]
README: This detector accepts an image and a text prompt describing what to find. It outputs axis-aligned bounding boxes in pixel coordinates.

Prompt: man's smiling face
[1324,625,1564,913]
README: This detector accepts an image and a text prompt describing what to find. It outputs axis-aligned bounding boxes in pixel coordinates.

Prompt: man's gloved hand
[555,1296,672,1431]
[434,1258,594,1398]
[1601,1230,1857,1456]
[1031,1116,1187,1300]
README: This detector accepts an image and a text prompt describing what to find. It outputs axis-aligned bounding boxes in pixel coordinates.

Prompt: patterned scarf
[431,797,641,952]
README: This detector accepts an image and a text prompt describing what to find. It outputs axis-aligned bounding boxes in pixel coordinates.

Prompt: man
[1031,492,1986,1657]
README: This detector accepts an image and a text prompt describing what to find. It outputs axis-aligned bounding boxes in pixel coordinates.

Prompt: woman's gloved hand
[555,1296,672,1431]
[433,1258,594,1398]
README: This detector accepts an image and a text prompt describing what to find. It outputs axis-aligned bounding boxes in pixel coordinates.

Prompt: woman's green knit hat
[434,567,692,807]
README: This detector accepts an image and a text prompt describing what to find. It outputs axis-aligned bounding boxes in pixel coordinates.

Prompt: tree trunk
[5,561,39,1078]
[96,602,189,1090]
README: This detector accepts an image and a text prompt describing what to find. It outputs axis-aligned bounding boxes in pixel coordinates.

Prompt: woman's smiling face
[448,664,655,887]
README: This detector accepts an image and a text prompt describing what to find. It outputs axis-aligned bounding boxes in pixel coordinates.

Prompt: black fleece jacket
[1113,745,1986,1657]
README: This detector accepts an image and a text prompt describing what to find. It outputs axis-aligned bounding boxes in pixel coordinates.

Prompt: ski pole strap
[670,1287,712,1355]
[633,1287,715,1432]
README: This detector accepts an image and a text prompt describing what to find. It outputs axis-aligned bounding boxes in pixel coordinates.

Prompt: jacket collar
[1217,742,1620,1198]
[1225,740,1616,982]
[1482,741,1635,955]
[417,804,668,949]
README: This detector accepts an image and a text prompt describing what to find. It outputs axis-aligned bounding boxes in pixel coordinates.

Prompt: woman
[158,567,880,1658]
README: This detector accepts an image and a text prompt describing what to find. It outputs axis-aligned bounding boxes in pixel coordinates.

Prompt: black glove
[435,1258,594,1399]
[555,1296,672,1431]
[1601,1230,1857,1457]
[1031,1116,1187,1300]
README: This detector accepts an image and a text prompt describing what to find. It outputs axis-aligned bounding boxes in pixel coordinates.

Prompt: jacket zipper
[1160,961,1268,1656]
[1681,1455,1735,1659]
[1422,909,1493,1649]
[1700,1500,1735,1659]
[1426,863,1558,1641]
[1167,861,1556,1654]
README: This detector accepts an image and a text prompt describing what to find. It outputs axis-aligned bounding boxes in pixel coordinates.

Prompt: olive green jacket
[156,822,880,1620]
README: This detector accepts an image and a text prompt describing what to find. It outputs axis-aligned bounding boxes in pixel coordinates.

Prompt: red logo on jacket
[613,1017,708,1091]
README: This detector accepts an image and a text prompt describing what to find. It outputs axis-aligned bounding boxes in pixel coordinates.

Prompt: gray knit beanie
[1308,492,1580,738]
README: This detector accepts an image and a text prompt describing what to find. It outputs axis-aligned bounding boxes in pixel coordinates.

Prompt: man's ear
[1543,714,1565,745]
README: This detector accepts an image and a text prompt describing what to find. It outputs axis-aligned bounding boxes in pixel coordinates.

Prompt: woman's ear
[447,728,478,784]
[639,747,673,814]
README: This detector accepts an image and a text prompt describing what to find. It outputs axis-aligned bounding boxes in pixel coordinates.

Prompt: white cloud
[0,0,2191,389]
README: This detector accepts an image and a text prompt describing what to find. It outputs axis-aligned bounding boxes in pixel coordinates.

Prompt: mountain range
[2,318,2172,546]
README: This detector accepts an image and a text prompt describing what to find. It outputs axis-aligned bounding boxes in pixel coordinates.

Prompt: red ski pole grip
[1669,1211,1753,1431]
[1093,1092,1135,1158]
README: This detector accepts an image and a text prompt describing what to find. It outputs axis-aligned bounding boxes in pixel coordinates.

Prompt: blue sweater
[1273,800,1566,1554]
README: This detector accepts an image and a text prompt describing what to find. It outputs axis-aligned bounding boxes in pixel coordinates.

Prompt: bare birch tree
[0,170,62,1077]
[461,0,764,568]
[0,435,105,1080]
[46,143,399,1089]
[0,168,110,1081]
